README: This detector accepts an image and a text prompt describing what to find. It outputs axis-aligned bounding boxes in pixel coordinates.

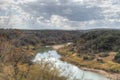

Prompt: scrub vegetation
[0,29,120,80]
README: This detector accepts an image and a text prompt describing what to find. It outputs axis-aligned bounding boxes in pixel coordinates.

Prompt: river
[33,49,109,80]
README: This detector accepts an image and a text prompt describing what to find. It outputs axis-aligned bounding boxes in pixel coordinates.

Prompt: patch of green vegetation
[99,52,109,57]
[36,46,52,53]
[114,51,120,63]
[83,56,95,61]
[76,30,120,54]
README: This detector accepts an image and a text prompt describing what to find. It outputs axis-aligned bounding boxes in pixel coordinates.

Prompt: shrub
[99,52,109,57]
[83,56,95,61]
[97,58,104,63]
[114,52,120,63]
[83,56,89,60]
[27,61,68,80]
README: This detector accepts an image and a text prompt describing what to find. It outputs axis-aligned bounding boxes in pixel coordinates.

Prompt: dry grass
[0,36,68,80]
[58,47,120,73]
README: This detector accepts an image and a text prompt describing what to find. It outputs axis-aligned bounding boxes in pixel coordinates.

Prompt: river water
[33,50,109,80]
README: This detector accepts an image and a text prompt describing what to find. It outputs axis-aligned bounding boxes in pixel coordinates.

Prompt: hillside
[58,29,120,74]
[0,29,83,45]
[76,29,120,53]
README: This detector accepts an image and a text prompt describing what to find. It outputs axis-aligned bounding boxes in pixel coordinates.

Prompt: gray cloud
[0,0,120,30]
[21,0,104,21]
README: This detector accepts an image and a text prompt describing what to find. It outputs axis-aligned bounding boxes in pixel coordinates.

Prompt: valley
[0,29,120,80]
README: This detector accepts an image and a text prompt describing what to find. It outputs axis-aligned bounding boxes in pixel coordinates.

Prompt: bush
[83,56,95,61]
[114,52,120,63]
[99,52,109,57]
[97,58,104,63]
[83,56,89,60]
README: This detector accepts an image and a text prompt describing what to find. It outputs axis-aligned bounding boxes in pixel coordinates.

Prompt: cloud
[21,0,104,21]
[0,0,120,30]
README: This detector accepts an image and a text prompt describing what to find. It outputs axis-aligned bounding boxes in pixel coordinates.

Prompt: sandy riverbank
[52,44,65,50]
[52,43,72,50]
[81,67,120,80]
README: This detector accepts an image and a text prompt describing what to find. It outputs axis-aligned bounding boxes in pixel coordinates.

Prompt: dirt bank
[52,44,65,50]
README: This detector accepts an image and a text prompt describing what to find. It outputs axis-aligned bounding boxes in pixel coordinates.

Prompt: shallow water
[33,50,109,80]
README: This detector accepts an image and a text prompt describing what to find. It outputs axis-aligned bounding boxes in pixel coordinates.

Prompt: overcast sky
[0,0,120,30]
